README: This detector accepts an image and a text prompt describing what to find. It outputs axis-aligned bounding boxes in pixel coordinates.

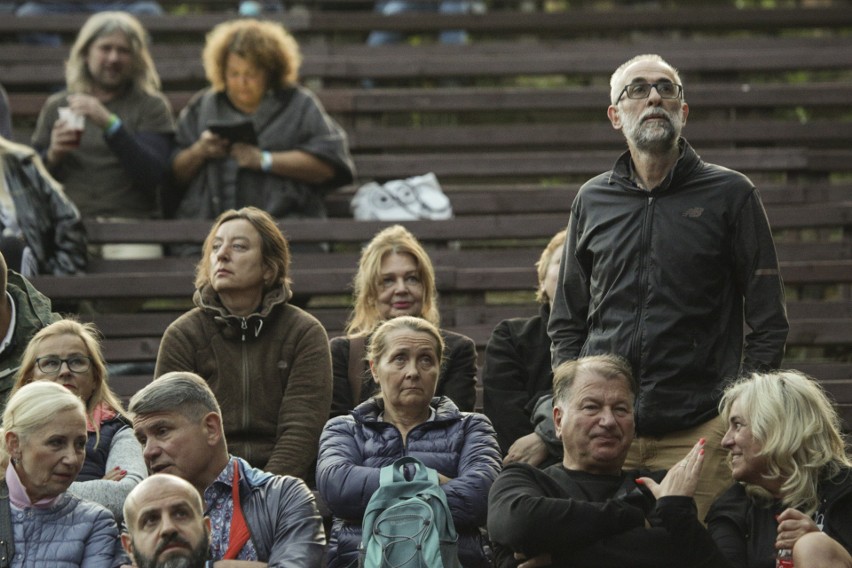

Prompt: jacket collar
[608,137,702,193]
[194,283,289,336]
[353,396,462,426]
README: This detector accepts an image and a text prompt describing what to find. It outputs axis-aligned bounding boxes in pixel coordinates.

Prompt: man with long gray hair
[31,11,174,226]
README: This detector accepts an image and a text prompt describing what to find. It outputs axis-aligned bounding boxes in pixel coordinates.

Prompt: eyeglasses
[35,356,92,374]
[616,82,683,103]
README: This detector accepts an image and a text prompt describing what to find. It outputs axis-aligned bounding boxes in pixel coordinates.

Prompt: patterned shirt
[203,457,258,561]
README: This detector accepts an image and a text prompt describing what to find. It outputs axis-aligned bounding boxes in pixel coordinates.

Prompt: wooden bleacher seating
[1,2,849,420]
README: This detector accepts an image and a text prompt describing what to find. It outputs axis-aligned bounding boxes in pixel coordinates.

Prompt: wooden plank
[30,258,852,301]
[353,148,852,180]
[2,7,852,36]
[5,36,852,86]
[80,241,852,276]
[9,83,852,119]
[342,121,852,151]
[79,200,852,246]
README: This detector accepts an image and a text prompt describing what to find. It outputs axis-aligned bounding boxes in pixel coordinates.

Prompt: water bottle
[776,548,793,568]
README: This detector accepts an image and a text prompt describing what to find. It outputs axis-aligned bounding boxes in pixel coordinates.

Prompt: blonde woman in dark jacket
[154,206,332,480]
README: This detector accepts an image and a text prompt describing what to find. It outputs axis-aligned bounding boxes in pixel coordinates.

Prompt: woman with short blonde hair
[1,381,123,567]
[319,316,500,568]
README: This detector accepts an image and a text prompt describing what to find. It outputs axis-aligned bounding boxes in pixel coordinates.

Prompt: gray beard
[623,111,682,154]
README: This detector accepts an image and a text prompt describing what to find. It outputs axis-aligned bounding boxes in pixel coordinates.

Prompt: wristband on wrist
[260,150,273,173]
[104,114,122,136]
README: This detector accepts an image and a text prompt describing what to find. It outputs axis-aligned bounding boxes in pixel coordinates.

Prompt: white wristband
[260,151,273,173]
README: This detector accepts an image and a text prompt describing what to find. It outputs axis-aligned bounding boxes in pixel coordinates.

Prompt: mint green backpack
[359,456,462,568]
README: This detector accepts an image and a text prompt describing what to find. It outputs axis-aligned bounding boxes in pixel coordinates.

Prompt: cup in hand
[58,107,85,147]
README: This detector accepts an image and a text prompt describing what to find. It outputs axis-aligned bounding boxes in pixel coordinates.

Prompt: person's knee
[792,532,852,568]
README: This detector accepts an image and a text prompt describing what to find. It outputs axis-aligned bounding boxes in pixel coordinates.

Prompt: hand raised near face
[637,438,706,499]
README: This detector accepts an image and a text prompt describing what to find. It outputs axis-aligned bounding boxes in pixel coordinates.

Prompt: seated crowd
[0,207,847,567]
[0,8,847,568]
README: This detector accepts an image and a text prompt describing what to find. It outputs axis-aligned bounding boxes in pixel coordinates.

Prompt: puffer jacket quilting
[317,396,502,568]
[10,493,122,567]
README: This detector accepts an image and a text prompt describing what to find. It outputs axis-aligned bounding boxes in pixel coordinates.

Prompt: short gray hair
[129,372,220,423]
[552,354,636,407]
[609,54,684,106]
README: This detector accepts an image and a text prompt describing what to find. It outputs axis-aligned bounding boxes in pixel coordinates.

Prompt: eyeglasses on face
[616,82,683,103]
[35,356,92,374]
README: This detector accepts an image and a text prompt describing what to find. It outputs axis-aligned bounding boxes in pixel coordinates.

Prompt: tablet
[207,119,258,145]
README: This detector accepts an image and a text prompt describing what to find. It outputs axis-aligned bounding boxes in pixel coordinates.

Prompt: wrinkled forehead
[620,60,678,85]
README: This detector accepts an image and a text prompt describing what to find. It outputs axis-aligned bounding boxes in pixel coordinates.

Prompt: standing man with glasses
[548,54,789,521]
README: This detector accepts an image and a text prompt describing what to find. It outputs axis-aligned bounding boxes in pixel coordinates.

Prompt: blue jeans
[16,1,164,45]
[366,0,472,46]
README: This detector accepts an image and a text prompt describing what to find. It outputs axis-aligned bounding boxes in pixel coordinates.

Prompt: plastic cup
[58,107,85,147]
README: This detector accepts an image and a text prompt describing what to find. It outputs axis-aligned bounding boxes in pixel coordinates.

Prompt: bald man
[122,474,211,568]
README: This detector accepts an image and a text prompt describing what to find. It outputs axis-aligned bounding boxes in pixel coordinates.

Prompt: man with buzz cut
[128,371,325,567]
[122,474,211,568]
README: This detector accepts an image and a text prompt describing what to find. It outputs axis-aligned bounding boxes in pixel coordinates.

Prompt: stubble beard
[132,532,209,568]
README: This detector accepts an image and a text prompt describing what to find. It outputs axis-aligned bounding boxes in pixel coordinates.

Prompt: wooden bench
[2,3,850,420]
[30,182,852,396]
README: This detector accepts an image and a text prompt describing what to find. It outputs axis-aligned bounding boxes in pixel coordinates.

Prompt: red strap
[223,461,251,560]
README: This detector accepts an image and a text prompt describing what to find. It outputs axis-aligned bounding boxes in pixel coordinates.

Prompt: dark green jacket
[0,270,59,413]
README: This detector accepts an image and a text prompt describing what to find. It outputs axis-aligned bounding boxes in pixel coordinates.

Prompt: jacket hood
[6,270,54,328]
[193,283,289,340]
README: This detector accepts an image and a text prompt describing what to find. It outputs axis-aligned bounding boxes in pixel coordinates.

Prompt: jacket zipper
[630,195,654,386]
[241,317,250,463]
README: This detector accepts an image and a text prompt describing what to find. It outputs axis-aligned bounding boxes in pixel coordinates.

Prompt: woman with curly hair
[170,18,354,221]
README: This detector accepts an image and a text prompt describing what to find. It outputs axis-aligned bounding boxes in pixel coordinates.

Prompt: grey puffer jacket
[10,492,124,567]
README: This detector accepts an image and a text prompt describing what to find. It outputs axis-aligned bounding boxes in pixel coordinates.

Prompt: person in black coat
[482,229,565,465]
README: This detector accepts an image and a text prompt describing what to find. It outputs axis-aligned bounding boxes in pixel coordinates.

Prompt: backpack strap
[348,336,367,409]
[0,479,14,568]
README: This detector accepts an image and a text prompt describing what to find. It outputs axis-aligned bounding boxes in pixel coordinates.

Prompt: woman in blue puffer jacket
[1,381,124,567]
[317,316,502,568]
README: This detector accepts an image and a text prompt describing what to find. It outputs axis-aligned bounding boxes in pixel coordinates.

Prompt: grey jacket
[230,457,326,566]
[10,492,124,567]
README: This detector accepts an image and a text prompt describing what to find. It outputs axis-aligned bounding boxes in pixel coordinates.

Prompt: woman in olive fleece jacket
[154,207,332,481]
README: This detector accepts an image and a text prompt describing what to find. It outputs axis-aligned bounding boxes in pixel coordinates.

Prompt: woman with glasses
[12,318,145,523]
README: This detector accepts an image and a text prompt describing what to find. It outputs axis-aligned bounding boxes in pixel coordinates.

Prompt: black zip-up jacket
[652,468,852,568]
[549,139,788,436]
